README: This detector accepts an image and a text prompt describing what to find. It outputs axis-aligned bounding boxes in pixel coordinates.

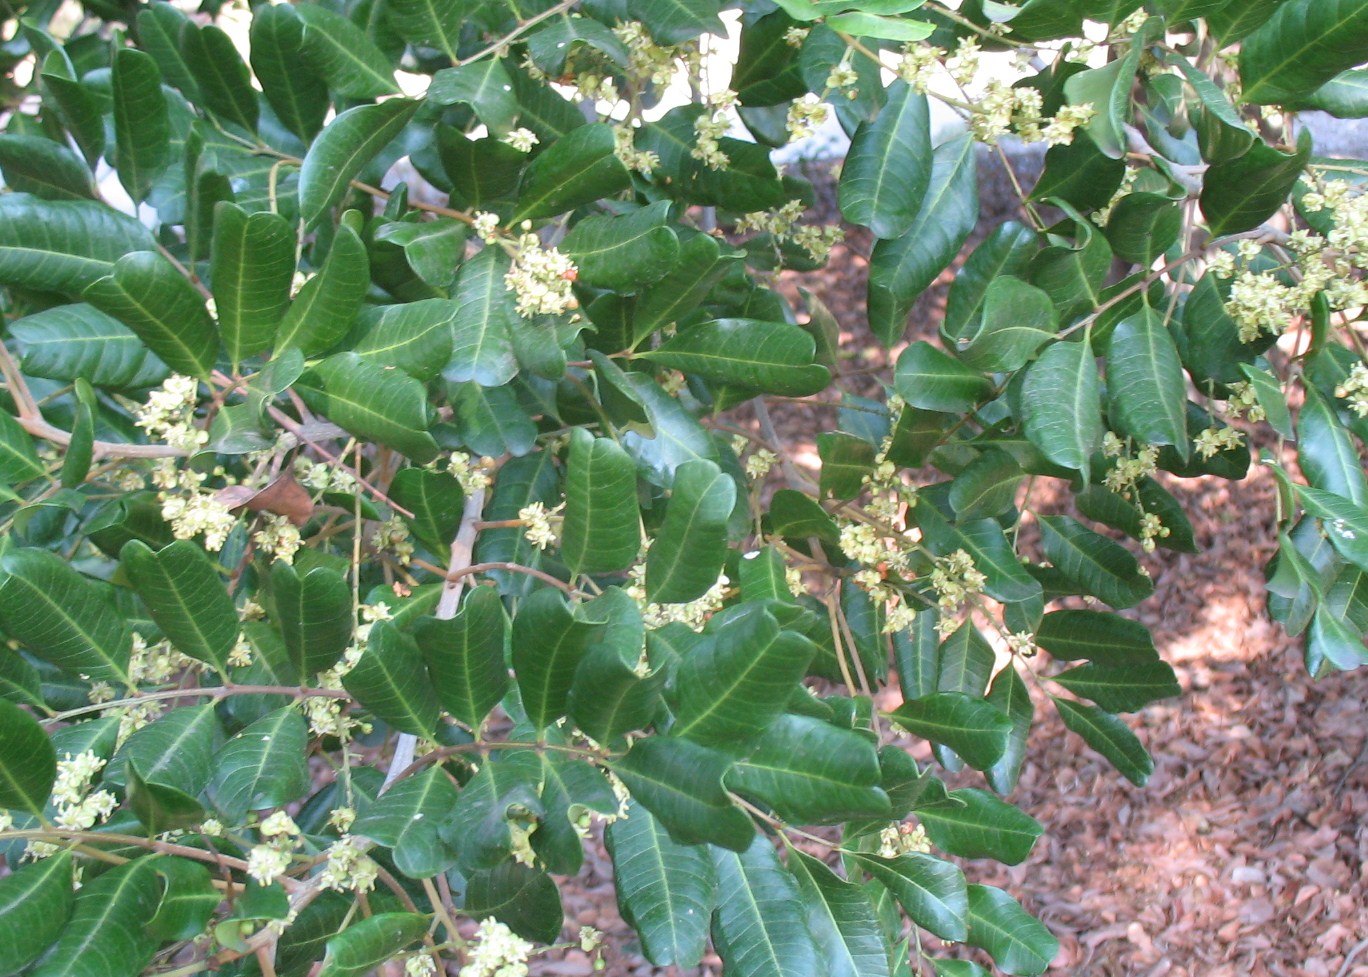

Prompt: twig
[1336,938,1368,977]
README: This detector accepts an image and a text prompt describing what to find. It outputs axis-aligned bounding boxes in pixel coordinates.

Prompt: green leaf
[964,885,1057,976]
[1050,660,1180,713]
[353,766,461,878]
[628,0,726,44]
[851,852,968,943]
[111,49,169,205]
[83,251,219,381]
[452,382,538,458]
[126,761,208,835]
[354,299,457,381]
[1239,365,1295,439]
[181,24,258,133]
[612,737,756,851]
[446,247,520,388]
[789,850,893,977]
[297,4,400,98]
[135,3,199,101]
[533,753,619,874]
[318,913,428,977]
[0,410,46,487]
[388,468,465,555]
[272,562,354,681]
[645,459,736,602]
[122,540,238,675]
[297,352,438,462]
[374,219,469,290]
[1295,485,1368,572]
[630,232,738,343]
[1022,338,1101,479]
[0,195,157,295]
[561,201,680,291]
[144,857,218,942]
[343,621,439,736]
[0,133,94,201]
[415,588,509,731]
[605,800,716,968]
[512,123,632,222]
[944,222,1038,345]
[0,697,55,814]
[1033,609,1158,664]
[209,707,310,821]
[1062,37,1142,158]
[818,431,877,500]
[868,132,978,345]
[442,750,545,870]
[462,861,564,943]
[106,704,220,794]
[825,10,934,39]
[936,622,994,697]
[1308,605,1368,671]
[984,665,1032,795]
[916,787,1043,865]
[211,202,295,366]
[1051,697,1155,785]
[1027,215,1112,320]
[511,588,599,731]
[893,341,993,413]
[561,428,641,576]
[839,81,931,240]
[1106,309,1188,457]
[11,303,169,390]
[1201,129,1311,236]
[1031,133,1126,212]
[428,60,518,129]
[386,0,463,59]
[1105,192,1182,266]
[0,852,74,975]
[955,277,1058,373]
[1240,0,1368,104]
[0,548,132,686]
[59,379,94,489]
[299,100,420,229]
[250,4,329,142]
[888,693,1011,771]
[1299,386,1368,504]
[674,602,817,749]
[276,225,368,356]
[1038,515,1154,609]
[729,714,890,824]
[28,857,161,977]
[639,318,830,396]
[1298,69,1368,117]
[709,837,821,977]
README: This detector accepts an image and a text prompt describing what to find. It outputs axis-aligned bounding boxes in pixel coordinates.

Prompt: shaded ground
[557,151,1368,977]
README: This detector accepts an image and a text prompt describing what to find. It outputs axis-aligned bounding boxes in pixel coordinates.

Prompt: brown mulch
[556,151,1368,976]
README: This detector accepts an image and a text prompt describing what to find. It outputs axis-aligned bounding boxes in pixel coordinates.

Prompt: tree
[0,0,1364,974]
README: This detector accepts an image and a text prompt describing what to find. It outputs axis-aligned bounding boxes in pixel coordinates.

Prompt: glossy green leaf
[893,341,993,413]
[1298,69,1368,117]
[1299,386,1368,504]
[441,750,545,870]
[1039,515,1153,608]
[276,225,369,356]
[297,4,400,98]
[1295,485,1368,573]
[561,201,680,291]
[446,246,520,388]
[144,857,218,942]
[868,132,978,345]
[1033,609,1158,664]
[789,850,893,977]
[936,621,995,698]
[944,222,1039,344]
[452,382,538,458]
[0,133,93,201]
[628,0,726,43]
[28,857,161,977]
[512,123,631,221]
[181,24,258,133]
[374,219,468,290]
[839,81,931,240]
[561,428,641,576]
[1056,697,1154,783]
[0,697,55,814]
[83,251,218,381]
[211,202,295,366]
[209,706,310,821]
[964,885,1057,976]
[0,548,132,685]
[428,59,517,129]
[387,468,464,556]
[612,736,755,850]
[1240,0,1368,104]
[106,703,220,794]
[961,277,1059,375]
[11,303,168,391]
[1106,309,1188,456]
[630,232,738,343]
[852,852,968,942]
[1201,129,1311,235]
[353,766,461,878]
[1022,338,1101,479]
[0,851,74,974]
[645,459,736,602]
[299,100,419,229]
[126,761,208,835]
[511,587,599,731]
[122,540,238,674]
[317,913,428,977]
[818,431,877,500]
[916,787,1043,865]
[674,602,817,748]
[111,49,169,204]
[353,299,457,381]
[343,621,439,736]
[825,10,934,39]
[387,0,463,59]
[415,588,509,731]
[272,562,354,681]
[729,713,890,824]
[888,693,1011,771]
[1031,133,1127,212]
[1239,365,1295,439]
[984,665,1033,795]
[1062,37,1142,158]
[1308,605,1368,670]
[297,352,439,462]
[250,4,328,142]
[462,861,563,943]
[0,195,157,295]
[640,318,830,396]
[605,800,716,967]
[1105,192,1182,266]
[710,837,820,977]
[1050,660,1180,713]
[0,410,46,487]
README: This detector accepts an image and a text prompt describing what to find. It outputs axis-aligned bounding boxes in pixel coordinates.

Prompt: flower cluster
[612,21,696,89]
[448,452,494,493]
[879,821,932,857]
[613,125,660,176]
[626,552,731,630]
[459,917,534,977]
[50,751,118,833]
[246,811,300,886]
[501,128,538,153]
[472,211,500,243]
[318,836,379,893]
[1101,433,1160,498]
[134,375,207,453]
[896,42,943,93]
[1221,381,1267,423]
[786,94,829,143]
[254,513,302,563]
[736,199,844,263]
[1335,362,1368,418]
[929,549,987,620]
[519,501,563,550]
[295,458,358,494]
[504,232,579,318]
[371,514,414,565]
[1193,425,1245,460]
[692,90,736,170]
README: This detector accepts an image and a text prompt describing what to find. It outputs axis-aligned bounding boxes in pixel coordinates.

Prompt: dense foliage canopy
[0,0,1366,974]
